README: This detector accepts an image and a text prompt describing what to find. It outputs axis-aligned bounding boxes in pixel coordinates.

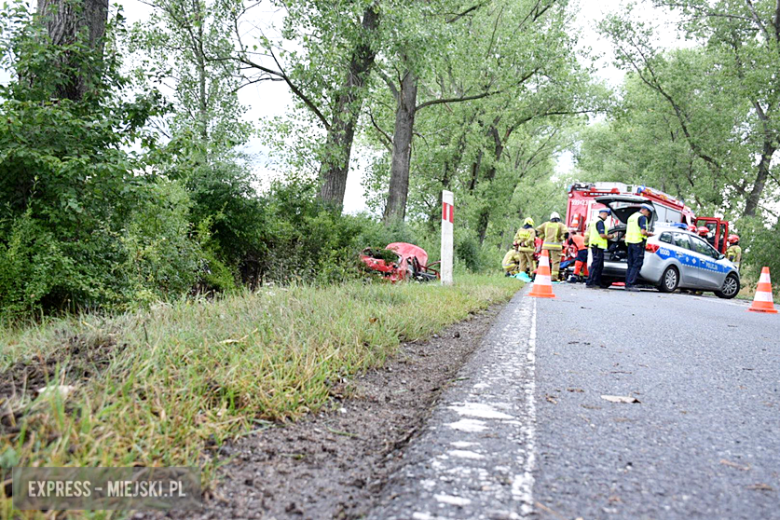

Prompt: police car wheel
[658,266,679,293]
[715,273,740,299]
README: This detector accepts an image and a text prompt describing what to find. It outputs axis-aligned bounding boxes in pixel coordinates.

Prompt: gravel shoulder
[135,303,505,520]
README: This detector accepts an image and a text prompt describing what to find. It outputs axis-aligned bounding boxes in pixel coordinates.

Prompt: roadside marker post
[441,191,454,286]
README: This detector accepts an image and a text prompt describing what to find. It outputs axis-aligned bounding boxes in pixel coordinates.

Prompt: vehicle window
[659,232,672,244]
[672,233,691,250]
[690,236,719,259]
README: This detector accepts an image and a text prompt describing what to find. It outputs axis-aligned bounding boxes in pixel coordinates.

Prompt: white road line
[512,297,537,516]
[372,293,539,519]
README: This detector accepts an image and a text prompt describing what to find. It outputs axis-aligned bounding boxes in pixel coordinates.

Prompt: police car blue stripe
[655,247,733,274]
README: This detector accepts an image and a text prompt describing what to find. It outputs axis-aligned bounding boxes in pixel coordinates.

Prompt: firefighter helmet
[550,211,561,221]
[728,234,740,244]
[687,224,697,233]
[697,226,709,236]
[524,217,534,227]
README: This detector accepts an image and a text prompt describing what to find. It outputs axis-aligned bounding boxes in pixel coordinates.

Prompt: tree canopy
[1,0,778,316]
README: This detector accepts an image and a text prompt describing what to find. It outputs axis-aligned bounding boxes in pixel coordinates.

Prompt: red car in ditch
[360,242,440,282]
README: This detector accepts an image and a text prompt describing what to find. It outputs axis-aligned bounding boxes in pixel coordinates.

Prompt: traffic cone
[748,267,778,314]
[528,250,556,299]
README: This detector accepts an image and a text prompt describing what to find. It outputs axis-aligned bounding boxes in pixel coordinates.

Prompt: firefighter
[566,231,589,283]
[625,204,654,292]
[697,226,716,247]
[536,212,567,280]
[585,208,614,289]
[726,234,742,271]
[502,247,521,276]
[513,217,536,277]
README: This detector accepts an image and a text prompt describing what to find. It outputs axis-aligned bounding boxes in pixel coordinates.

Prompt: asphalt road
[370,284,780,519]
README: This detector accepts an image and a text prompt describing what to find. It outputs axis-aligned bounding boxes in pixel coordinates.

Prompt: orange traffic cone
[528,250,556,299]
[748,267,778,314]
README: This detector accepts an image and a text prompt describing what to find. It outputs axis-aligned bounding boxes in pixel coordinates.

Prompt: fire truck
[564,182,731,257]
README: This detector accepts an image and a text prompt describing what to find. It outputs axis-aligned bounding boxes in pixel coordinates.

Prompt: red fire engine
[565,182,730,254]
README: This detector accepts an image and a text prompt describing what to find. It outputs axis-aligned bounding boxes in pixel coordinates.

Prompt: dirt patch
[133,304,503,520]
[0,331,119,431]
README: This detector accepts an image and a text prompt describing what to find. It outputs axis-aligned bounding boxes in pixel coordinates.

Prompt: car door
[688,235,724,289]
[670,233,700,287]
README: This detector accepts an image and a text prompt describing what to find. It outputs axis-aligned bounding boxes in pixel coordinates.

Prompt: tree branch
[775,0,780,41]
[744,0,771,40]
[236,54,330,130]
[416,66,540,112]
[375,67,400,100]
[446,1,490,23]
[367,108,393,152]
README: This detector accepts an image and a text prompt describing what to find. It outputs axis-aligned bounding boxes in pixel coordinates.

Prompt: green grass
[0,275,520,518]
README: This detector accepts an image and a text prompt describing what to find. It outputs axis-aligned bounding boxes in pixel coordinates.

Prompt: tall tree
[36,0,109,101]
[317,3,380,206]
[226,0,381,210]
[601,1,780,217]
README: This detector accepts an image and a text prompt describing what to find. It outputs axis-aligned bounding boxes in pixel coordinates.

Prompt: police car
[596,196,741,298]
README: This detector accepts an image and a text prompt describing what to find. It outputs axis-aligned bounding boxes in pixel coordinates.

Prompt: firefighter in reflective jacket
[585,208,615,288]
[625,204,654,292]
[726,235,742,271]
[566,231,589,283]
[502,248,521,276]
[536,212,567,280]
[513,217,536,277]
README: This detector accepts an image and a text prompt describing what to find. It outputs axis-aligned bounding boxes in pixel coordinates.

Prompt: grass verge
[0,275,520,518]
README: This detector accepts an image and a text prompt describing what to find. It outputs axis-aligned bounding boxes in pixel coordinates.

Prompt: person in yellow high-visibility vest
[502,248,521,276]
[536,212,567,280]
[513,217,536,277]
[625,204,654,292]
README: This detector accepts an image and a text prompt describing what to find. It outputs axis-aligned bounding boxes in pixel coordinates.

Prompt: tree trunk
[383,70,418,224]
[37,0,108,101]
[426,113,475,230]
[317,4,380,209]
[745,140,775,216]
[467,149,483,192]
[194,0,208,142]
[476,125,504,245]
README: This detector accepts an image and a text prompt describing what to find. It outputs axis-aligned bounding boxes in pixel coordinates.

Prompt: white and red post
[441,190,454,285]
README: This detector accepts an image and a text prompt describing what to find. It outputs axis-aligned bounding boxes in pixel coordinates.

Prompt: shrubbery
[0,0,501,320]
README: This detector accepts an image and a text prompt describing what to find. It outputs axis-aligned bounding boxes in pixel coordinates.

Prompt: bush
[456,235,482,272]
[738,217,780,293]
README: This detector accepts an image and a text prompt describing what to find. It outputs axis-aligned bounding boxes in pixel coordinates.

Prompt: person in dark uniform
[585,208,614,289]
[624,204,654,292]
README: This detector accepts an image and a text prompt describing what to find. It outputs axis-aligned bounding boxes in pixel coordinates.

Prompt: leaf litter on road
[601,395,641,404]
[720,459,751,471]
[746,483,775,492]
